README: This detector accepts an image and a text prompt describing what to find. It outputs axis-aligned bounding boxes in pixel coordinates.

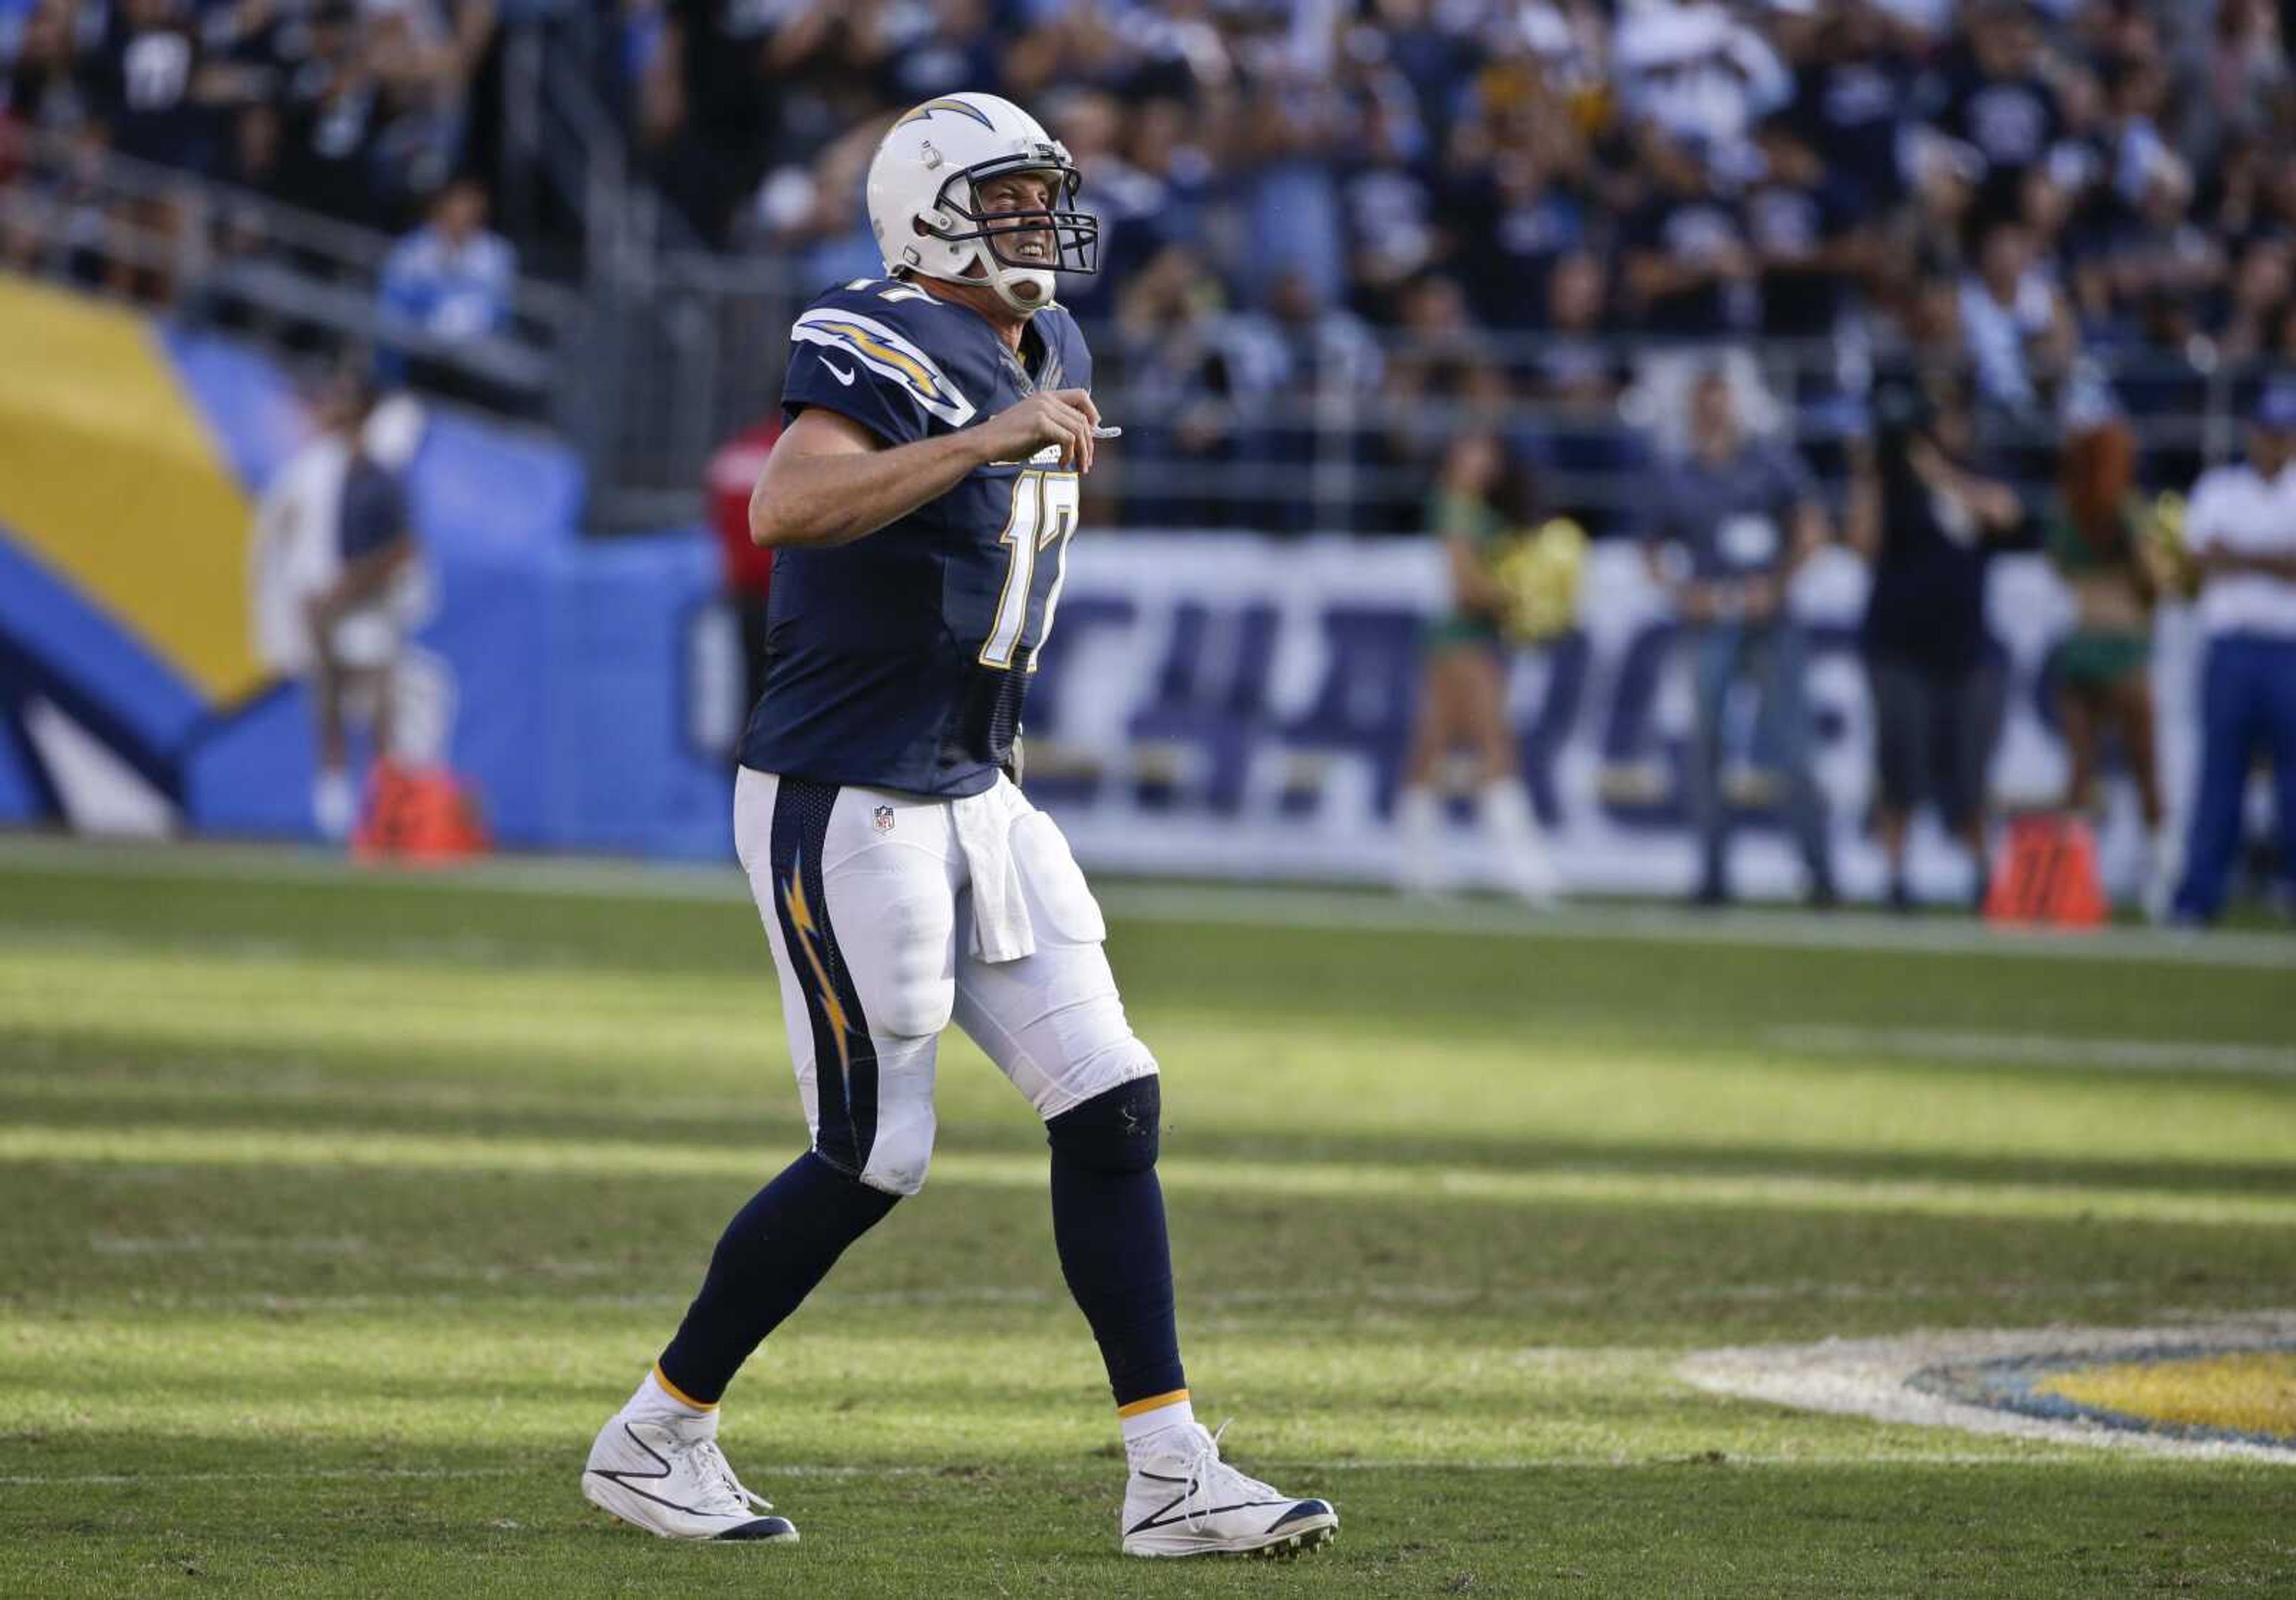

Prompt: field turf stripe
[6,1123,2294,1226]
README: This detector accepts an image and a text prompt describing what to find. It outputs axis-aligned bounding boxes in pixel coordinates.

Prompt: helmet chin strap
[986,262,1055,317]
[922,245,1052,319]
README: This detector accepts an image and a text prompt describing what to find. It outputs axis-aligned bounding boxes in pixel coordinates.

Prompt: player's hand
[976,388,1101,472]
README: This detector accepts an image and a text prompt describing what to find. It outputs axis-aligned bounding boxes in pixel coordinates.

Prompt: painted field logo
[1680,1315,2296,1464]
[1913,1344,2296,1452]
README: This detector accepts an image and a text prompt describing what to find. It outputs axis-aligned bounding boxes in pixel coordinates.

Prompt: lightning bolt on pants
[655,767,1168,1405]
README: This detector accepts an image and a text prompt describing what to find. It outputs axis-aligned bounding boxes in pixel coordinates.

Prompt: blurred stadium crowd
[600,0,2296,524]
[0,0,544,399]
[5,1,2295,518]
[0,0,497,234]
[636,0,2294,344]
[5,4,2291,389]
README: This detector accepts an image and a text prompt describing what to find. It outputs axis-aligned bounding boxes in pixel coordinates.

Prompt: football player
[581,93,1339,1561]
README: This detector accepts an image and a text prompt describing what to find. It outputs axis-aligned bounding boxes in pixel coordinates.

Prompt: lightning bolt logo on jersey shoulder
[791,307,976,426]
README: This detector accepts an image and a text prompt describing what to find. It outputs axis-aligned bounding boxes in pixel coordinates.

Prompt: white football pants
[732,767,1158,1197]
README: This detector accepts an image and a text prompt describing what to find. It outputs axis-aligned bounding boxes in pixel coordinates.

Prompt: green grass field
[2,837,2292,1597]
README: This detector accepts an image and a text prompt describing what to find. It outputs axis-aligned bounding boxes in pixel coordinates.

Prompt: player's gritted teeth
[978,174,1058,268]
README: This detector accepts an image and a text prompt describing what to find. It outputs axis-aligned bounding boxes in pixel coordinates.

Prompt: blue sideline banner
[0,280,737,862]
[1021,535,2202,904]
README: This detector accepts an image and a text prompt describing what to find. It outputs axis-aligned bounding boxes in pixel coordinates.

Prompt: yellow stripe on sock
[653,1362,719,1412]
[1116,1388,1189,1419]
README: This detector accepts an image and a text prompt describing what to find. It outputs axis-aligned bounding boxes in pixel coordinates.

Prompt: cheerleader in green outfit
[2049,418,2175,914]
[1395,432,1564,903]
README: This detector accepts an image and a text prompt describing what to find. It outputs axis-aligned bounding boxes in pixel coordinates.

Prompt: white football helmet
[865,92,1098,318]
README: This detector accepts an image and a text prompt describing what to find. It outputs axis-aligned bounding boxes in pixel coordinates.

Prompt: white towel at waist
[951,778,1036,963]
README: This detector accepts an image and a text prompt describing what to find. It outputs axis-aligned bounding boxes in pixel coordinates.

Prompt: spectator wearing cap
[2170,381,2296,924]
[1642,366,1836,907]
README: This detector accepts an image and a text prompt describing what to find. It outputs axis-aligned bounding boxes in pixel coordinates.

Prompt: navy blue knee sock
[1047,1078,1187,1408]
[657,1150,899,1404]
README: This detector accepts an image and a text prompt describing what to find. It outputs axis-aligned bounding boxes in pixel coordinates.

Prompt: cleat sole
[1247,1523,1336,1561]
[715,1517,799,1543]
[1122,1516,1339,1560]
[582,1472,799,1544]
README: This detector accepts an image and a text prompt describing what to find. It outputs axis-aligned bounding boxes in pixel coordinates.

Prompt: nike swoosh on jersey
[824,361,857,386]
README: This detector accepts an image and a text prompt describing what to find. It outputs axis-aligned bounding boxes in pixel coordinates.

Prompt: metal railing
[1,124,584,418]
[2,112,2271,535]
[579,251,2269,533]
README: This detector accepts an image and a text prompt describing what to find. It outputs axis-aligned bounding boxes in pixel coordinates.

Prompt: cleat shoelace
[1171,1420,1287,1534]
[685,1437,774,1519]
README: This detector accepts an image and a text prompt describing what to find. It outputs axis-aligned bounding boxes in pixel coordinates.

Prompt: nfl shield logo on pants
[872,804,895,834]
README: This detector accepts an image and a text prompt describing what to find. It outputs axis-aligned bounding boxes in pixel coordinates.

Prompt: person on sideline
[1850,372,2026,911]
[2170,382,2296,924]
[1395,430,1564,904]
[1643,367,1837,907]
[249,368,422,840]
[2047,413,2175,914]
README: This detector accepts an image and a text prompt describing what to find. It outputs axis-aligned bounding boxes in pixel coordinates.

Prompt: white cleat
[312,768,356,842]
[1480,778,1564,908]
[581,1412,798,1543]
[1120,1421,1338,1559]
[1394,785,1454,897]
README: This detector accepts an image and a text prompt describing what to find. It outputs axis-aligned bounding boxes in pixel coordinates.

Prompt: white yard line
[2,835,2289,970]
[1100,884,2296,970]
[1768,1027,2296,1077]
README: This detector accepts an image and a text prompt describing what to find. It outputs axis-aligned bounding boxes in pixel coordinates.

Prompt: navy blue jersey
[338,456,408,563]
[738,278,1093,797]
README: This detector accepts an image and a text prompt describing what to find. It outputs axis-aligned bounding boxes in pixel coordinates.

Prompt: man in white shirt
[249,372,425,839]
[2170,382,2296,924]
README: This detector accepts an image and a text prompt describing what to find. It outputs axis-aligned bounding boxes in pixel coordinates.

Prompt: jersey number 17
[979,469,1080,671]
